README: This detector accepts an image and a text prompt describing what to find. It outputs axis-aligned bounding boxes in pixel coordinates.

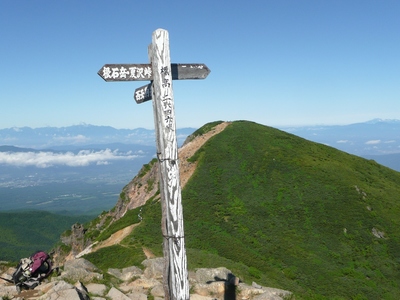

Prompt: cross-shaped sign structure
[99,63,210,103]
[98,29,210,300]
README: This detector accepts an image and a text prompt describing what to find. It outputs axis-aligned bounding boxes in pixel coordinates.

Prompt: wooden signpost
[98,28,210,300]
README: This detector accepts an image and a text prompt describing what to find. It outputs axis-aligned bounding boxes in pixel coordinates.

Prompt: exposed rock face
[54,122,232,263]
[113,159,161,221]
[60,224,87,252]
[54,223,93,265]
[112,121,232,222]
[0,257,291,299]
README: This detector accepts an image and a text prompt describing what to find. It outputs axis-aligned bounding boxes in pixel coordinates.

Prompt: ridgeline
[3,120,400,299]
[80,121,400,299]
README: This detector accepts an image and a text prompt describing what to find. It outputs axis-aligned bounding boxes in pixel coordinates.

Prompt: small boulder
[86,283,107,296]
[195,267,232,284]
[107,286,131,300]
[142,257,164,279]
[150,284,164,297]
[61,258,103,282]
[125,290,148,300]
[108,265,143,281]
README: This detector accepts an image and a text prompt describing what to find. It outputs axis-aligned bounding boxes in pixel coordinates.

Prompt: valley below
[0,160,149,214]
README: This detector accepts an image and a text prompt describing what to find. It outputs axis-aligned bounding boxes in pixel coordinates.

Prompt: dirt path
[142,247,156,259]
[179,122,231,188]
[93,224,137,251]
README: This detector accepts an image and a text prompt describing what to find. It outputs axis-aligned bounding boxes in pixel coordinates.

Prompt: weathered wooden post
[149,29,188,300]
[98,28,210,300]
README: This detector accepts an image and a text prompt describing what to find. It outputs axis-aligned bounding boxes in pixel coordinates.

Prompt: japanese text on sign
[160,66,174,129]
[101,65,152,80]
[135,84,152,102]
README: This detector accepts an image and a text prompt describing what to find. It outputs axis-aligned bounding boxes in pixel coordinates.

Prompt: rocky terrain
[0,257,290,299]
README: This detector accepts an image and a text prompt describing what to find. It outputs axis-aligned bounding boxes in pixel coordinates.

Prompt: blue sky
[1,0,399,130]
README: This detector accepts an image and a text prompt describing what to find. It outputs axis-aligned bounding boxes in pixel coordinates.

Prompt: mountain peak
[365,118,400,124]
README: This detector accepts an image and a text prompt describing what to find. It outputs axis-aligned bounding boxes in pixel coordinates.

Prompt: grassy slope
[182,121,400,299]
[84,121,400,299]
[0,211,91,261]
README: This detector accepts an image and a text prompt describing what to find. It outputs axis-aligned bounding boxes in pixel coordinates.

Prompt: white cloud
[336,140,348,144]
[365,140,381,145]
[0,149,139,168]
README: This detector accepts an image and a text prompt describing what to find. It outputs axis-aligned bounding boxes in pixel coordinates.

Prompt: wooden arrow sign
[171,63,210,80]
[134,83,152,103]
[98,63,210,81]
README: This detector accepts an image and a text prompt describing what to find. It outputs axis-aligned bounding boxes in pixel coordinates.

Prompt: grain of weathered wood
[150,29,189,300]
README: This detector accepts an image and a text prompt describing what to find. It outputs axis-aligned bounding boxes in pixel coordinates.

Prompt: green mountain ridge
[101,120,400,299]
[2,120,400,299]
[180,121,400,298]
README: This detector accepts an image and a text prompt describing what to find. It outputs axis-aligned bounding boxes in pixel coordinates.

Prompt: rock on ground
[1,257,291,300]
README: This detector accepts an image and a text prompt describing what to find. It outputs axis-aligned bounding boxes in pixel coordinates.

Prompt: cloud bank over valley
[0,149,142,168]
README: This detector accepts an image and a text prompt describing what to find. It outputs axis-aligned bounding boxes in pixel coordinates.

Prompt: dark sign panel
[134,83,152,104]
[98,64,153,81]
[171,63,210,80]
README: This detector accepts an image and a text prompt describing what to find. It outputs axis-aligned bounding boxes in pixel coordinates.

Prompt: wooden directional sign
[170,63,210,80]
[98,64,152,81]
[98,63,210,82]
[134,83,152,103]
[99,28,211,300]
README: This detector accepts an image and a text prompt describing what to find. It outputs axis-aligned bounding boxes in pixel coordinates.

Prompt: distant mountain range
[1,120,399,213]
[278,119,400,172]
[281,118,400,156]
[0,124,195,148]
[1,119,399,156]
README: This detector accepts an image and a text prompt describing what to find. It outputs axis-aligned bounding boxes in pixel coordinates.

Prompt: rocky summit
[0,257,290,299]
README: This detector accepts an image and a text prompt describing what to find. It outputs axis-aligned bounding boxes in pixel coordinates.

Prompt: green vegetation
[0,211,91,261]
[95,208,141,242]
[138,158,158,178]
[185,120,224,143]
[4,120,400,299]
[83,244,146,271]
[98,121,400,299]
[181,121,400,299]
[119,195,163,256]
[81,194,163,272]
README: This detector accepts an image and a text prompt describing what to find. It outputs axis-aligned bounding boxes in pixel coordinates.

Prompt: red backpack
[29,251,50,275]
[11,251,53,292]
